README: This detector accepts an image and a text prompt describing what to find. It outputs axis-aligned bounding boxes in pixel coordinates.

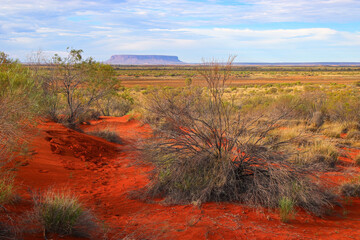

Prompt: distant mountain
[105,55,184,65]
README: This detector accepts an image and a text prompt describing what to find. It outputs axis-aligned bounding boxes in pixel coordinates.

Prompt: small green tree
[44,48,118,127]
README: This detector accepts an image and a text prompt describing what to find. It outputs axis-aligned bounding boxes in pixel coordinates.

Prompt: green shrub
[38,48,118,128]
[0,52,41,169]
[279,197,295,223]
[96,91,133,117]
[31,189,98,237]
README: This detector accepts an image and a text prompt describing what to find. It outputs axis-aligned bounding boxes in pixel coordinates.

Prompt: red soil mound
[4,116,360,239]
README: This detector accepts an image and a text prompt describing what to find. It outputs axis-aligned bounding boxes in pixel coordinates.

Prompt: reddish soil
[5,116,360,239]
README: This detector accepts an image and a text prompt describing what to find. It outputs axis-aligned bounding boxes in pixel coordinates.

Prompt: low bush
[96,91,134,117]
[340,181,360,197]
[31,189,99,237]
[88,129,122,144]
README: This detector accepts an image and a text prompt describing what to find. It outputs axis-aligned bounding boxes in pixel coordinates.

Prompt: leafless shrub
[139,57,338,216]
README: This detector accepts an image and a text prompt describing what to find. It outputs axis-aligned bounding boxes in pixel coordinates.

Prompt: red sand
[6,116,360,239]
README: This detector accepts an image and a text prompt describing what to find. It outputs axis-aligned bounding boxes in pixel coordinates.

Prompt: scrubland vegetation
[0,50,360,238]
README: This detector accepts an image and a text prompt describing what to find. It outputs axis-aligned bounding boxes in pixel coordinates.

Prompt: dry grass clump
[321,122,345,138]
[346,130,360,140]
[268,124,309,148]
[140,59,338,216]
[88,129,122,144]
[340,178,360,197]
[293,140,339,169]
[30,189,99,238]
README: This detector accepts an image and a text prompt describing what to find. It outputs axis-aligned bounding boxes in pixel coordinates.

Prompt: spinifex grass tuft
[32,189,98,237]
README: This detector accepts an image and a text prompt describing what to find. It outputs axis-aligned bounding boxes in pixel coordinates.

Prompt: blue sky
[1,0,360,62]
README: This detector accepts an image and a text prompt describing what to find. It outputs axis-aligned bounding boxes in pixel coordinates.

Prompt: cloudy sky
[1,0,360,62]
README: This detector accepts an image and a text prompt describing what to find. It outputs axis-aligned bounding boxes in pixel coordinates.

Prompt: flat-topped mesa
[105,55,184,65]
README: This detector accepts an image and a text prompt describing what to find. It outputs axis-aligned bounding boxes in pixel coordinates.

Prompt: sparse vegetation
[140,58,338,216]
[2,50,360,238]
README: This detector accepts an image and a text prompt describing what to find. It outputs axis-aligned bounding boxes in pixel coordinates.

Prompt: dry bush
[88,129,122,144]
[96,91,134,117]
[340,179,360,197]
[139,58,337,216]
